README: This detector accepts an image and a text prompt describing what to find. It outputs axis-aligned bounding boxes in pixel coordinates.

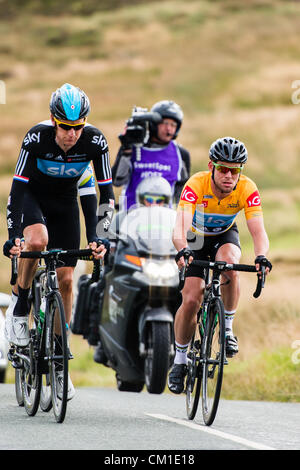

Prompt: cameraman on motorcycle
[112,100,191,209]
[93,101,191,364]
[93,176,175,365]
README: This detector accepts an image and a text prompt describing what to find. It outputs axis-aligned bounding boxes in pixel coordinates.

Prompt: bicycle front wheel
[186,323,202,420]
[201,297,225,426]
[46,291,69,423]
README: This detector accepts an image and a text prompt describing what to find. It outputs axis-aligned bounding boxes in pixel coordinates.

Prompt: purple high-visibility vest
[124,141,182,210]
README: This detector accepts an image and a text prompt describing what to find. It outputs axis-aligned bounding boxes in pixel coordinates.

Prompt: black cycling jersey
[7,120,114,240]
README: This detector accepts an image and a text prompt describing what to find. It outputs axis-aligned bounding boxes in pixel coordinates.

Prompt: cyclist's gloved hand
[96,238,110,254]
[89,237,110,256]
[175,248,194,266]
[3,237,23,258]
[254,255,272,273]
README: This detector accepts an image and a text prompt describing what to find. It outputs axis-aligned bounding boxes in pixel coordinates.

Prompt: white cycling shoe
[5,293,30,347]
[7,316,30,347]
[4,293,18,342]
[55,371,75,401]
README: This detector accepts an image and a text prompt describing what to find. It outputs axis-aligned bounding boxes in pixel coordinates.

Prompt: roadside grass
[223,347,300,402]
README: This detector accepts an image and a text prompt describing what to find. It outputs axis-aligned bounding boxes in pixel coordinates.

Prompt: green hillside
[1,0,299,400]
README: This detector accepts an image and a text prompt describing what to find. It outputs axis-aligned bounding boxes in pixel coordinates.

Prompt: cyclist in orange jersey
[168,137,272,394]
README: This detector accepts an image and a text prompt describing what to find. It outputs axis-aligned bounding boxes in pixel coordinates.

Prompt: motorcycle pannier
[71,274,91,336]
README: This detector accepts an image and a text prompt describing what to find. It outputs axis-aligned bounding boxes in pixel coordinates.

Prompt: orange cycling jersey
[178,171,263,236]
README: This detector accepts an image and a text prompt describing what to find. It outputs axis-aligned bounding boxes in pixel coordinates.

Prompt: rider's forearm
[172,208,193,252]
[96,183,115,238]
[247,216,269,257]
[7,180,25,239]
[253,233,269,257]
[80,193,98,243]
[172,225,189,253]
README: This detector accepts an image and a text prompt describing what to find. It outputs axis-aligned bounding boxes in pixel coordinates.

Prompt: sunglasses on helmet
[54,117,86,131]
[212,162,243,175]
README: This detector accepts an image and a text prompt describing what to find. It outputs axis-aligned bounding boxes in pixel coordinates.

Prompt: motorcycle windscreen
[119,206,177,256]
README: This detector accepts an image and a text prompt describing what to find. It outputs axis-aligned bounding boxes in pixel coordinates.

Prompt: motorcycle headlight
[134,259,178,285]
[143,261,160,279]
[159,261,178,280]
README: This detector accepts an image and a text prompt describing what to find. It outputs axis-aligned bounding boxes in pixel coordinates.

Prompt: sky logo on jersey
[91,134,108,150]
[246,190,261,207]
[180,186,198,203]
[37,158,89,177]
[23,132,40,146]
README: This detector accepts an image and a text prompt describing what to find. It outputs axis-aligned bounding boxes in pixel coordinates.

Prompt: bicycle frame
[184,258,266,425]
[8,247,95,423]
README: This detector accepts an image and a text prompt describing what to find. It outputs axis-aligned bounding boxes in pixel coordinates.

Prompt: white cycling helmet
[136,176,172,206]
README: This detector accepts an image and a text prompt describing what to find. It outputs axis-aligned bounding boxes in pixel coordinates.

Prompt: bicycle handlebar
[178,259,266,298]
[19,248,94,259]
[10,248,97,286]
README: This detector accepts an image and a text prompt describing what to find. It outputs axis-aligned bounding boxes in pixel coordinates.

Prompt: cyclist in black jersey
[3,83,114,398]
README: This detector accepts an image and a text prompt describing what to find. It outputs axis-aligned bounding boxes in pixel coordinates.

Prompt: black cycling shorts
[186,223,241,280]
[21,189,80,267]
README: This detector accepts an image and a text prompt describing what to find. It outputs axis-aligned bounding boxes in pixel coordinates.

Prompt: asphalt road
[0,384,299,452]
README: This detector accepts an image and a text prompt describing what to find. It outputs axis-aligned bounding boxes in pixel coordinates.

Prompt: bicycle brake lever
[178,260,188,291]
[10,255,18,286]
[253,266,265,298]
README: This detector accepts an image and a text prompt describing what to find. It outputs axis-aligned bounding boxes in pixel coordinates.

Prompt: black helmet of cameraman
[149,100,183,139]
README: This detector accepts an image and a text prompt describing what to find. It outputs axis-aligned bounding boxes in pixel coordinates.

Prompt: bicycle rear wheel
[186,322,202,420]
[22,335,42,417]
[46,291,68,423]
[201,297,225,426]
[40,374,52,412]
[15,368,24,407]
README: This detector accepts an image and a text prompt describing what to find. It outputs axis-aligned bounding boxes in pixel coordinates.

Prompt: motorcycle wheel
[144,321,170,394]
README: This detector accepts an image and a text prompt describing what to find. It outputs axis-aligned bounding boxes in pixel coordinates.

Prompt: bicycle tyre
[186,325,202,420]
[46,291,68,423]
[15,368,24,407]
[201,297,225,426]
[40,373,52,412]
[22,334,42,417]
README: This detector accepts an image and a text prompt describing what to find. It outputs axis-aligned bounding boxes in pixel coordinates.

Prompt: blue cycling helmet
[50,83,90,121]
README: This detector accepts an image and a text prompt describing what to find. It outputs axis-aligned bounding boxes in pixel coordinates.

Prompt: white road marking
[146,413,276,450]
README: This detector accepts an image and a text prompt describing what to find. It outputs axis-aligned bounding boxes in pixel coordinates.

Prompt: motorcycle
[0,293,10,383]
[99,204,180,394]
